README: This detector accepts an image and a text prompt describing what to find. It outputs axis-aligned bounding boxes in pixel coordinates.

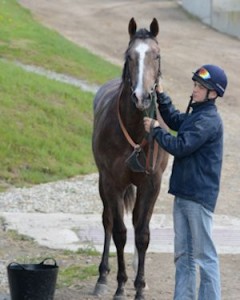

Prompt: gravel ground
[0,174,101,214]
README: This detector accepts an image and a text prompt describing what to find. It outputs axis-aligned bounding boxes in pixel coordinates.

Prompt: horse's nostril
[146,93,151,100]
[132,92,150,102]
[131,92,138,103]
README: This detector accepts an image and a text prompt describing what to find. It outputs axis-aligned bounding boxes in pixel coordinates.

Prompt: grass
[6,229,35,242]
[0,0,121,188]
[58,264,98,287]
[0,59,95,186]
[0,0,120,84]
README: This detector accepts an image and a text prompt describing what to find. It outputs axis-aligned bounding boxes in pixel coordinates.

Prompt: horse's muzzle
[131,92,153,111]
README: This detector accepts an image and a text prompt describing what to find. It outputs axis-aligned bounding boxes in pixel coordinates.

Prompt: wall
[181,0,240,39]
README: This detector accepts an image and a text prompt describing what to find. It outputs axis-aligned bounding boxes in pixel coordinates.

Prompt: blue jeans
[173,197,221,300]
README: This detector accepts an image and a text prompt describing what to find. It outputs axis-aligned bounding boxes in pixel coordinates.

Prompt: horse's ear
[128,17,137,39]
[150,18,159,37]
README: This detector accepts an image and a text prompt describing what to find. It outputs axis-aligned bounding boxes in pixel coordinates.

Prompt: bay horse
[92,18,168,300]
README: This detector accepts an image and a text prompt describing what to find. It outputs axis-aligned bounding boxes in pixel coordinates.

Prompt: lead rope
[154,92,169,130]
[146,93,169,172]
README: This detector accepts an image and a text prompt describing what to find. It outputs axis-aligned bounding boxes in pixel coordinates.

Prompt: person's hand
[143,117,159,133]
[156,78,164,93]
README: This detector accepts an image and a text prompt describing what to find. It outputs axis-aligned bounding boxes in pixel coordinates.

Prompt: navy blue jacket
[152,92,223,212]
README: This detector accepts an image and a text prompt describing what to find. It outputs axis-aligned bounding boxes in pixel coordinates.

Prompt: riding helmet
[192,64,228,97]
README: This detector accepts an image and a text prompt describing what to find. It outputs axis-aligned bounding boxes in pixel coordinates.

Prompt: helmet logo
[197,68,211,80]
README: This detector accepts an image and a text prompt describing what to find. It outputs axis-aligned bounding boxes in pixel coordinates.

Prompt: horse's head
[123,18,161,111]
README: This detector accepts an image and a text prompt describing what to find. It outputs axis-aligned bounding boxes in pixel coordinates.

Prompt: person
[143,64,228,300]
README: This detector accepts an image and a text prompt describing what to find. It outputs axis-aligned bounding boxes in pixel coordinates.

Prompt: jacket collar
[190,100,216,112]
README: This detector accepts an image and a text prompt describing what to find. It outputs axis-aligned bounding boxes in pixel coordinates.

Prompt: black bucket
[7,258,58,300]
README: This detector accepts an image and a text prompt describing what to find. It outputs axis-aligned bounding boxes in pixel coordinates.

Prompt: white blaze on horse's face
[130,39,159,111]
[134,42,150,105]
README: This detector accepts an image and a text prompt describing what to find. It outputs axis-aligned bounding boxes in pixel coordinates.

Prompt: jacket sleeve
[152,114,218,158]
[156,92,186,132]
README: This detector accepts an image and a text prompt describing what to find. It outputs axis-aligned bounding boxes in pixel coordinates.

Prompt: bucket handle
[7,262,26,270]
[39,258,58,267]
[8,258,57,269]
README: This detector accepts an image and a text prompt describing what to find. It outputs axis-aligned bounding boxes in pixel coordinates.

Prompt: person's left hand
[143,117,159,133]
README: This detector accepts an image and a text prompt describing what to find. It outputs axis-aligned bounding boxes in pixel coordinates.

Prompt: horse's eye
[155,54,160,60]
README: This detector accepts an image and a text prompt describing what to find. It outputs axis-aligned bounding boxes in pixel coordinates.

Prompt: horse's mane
[122,28,158,83]
[122,60,129,84]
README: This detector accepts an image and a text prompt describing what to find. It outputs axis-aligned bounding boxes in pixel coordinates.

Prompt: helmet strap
[205,89,211,102]
[186,95,193,114]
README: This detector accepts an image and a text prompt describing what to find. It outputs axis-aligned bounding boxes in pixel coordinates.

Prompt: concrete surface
[2,212,240,254]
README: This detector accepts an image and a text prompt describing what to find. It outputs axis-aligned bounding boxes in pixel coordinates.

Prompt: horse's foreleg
[134,225,150,300]
[133,184,160,300]
[112,213,128,300]
[94,235,111,296]
[94,209,112,296]
[132,247,149,291]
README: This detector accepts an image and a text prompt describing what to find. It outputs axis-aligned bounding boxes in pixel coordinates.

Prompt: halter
[123,45,161,105]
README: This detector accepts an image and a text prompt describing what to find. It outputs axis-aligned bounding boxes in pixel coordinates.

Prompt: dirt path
[2,0,240,299]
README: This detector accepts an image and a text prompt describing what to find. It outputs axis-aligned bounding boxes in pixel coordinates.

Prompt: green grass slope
[0,0,121,189]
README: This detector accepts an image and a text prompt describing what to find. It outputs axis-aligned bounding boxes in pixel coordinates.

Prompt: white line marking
[134,43,149,98]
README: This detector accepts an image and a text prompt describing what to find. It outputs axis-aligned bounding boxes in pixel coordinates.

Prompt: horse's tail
[124,184,135,213]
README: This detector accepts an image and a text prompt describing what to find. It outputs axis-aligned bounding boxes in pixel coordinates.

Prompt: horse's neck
[119,86,145,142]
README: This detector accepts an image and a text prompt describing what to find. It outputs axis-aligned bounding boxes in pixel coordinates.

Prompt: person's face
[192,81,208,102]
[192,81,217,102]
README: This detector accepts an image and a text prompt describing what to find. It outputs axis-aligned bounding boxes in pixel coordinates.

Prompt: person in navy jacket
[144,65,228,300]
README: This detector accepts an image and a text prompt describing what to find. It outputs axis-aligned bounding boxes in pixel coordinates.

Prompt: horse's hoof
[144,283,149,290]
[134,292,145,300]
[135,296,145,300]
[113,295,126,300]
[113,287,126,300]
[93,283,108,296]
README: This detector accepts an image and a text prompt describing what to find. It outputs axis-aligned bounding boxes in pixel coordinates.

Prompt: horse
[92,18,169,300]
